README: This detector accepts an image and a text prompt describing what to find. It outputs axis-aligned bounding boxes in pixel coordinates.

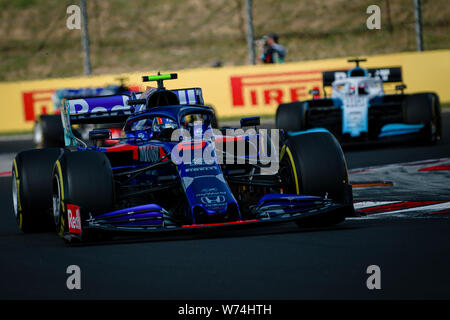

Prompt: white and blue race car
[276,58,442,145]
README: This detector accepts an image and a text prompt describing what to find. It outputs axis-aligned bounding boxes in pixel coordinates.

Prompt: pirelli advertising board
[0,49,449,133]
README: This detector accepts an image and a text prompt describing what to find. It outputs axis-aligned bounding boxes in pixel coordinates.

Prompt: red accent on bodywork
[182,219,258,228]
[106,144,167,162]
[216,136,244,143]
[67,204,82,234]
[359,201,445,215]
[0,171,12,176]
[159,148,167,161]
[418,164,450,172]
[106,144,139,160]
[176,141,206,151]
[105,128,122,146]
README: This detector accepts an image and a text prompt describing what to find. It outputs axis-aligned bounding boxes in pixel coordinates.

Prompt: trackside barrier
[0,49,449,133]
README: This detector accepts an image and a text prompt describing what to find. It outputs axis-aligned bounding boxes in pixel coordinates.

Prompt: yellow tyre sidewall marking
[12,159,23,229]
[280,145,286,161]
[281,145,300,195]
[55,160,66,237]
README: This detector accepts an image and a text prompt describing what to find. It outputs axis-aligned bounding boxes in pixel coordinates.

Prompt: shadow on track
[65,221,363,248]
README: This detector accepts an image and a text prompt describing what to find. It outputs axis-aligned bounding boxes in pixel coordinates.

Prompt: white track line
[349,201,450,220]
[379,201,450,215]
[349,157,450,173]
[0,134,32,141]
[353,201,401,210]
[0,153,15,173]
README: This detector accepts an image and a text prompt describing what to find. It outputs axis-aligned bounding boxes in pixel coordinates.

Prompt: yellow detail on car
[285,146,300,195]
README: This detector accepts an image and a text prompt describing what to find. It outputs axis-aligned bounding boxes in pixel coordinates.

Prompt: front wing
[305,104,426,144]
[61,196,352,242]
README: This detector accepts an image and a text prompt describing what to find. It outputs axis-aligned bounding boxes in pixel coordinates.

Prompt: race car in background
[33,78,136,148]
[12,74,353,242]
[276,58,442,145]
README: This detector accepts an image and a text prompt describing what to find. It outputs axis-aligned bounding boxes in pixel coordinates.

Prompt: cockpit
[332,78,384,97]
[125,110,214,142]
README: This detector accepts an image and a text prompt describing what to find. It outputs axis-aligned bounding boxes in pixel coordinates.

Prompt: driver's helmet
[152,117,177,133]
[357,82,368,95]
[131,117,177,132]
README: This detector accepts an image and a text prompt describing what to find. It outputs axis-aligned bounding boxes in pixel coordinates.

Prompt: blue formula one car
[12,74,353,242]
[276,58,442,145]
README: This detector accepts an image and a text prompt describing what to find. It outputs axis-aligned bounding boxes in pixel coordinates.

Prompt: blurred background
[0,0,448,81]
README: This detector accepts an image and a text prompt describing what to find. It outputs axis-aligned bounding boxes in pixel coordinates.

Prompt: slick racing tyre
[276,102,306,132]
[430,93,443,142]
[34,115,65,148]
[53,151,114,241]
[280,131,353,226]
[12,148,61,232]
[404,93,442,143]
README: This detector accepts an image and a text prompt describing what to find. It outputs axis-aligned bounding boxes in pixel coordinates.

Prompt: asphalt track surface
[0,114,449,300]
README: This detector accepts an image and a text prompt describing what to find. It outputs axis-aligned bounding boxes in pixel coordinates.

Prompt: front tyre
[53,151,114,241]
[280,130,353,226]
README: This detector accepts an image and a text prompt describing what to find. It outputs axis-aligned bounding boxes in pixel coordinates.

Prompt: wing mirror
[89,129,111,142]
[240,117,260,128]
[395,84,407,94]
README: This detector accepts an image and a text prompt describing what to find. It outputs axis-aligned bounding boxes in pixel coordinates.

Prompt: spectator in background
[259,33,286,64]
[211,60,223,68]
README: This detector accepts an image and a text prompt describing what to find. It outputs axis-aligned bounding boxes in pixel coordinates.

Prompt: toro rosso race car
[12,74,353,242]
[276,58,442,145]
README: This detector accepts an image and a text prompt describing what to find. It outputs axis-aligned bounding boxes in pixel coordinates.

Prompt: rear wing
[322,67,402,86]
[173,88,204,105]
[128,88,204,112]
[62,94,133,147]
[66,94,132,124]
[52,87,116,111]
[61,88,206,146]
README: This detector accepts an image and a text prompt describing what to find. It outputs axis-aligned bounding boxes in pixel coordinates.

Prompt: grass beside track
[0,0,449,81]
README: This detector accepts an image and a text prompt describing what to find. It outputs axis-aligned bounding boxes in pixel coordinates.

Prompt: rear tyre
[276,102,306,132]
[431,93,443,142]
[53,151,114,241]
[404,93,441,144]
[280,131,353,227]
[35,115,65,148]
[12,148,61,232]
